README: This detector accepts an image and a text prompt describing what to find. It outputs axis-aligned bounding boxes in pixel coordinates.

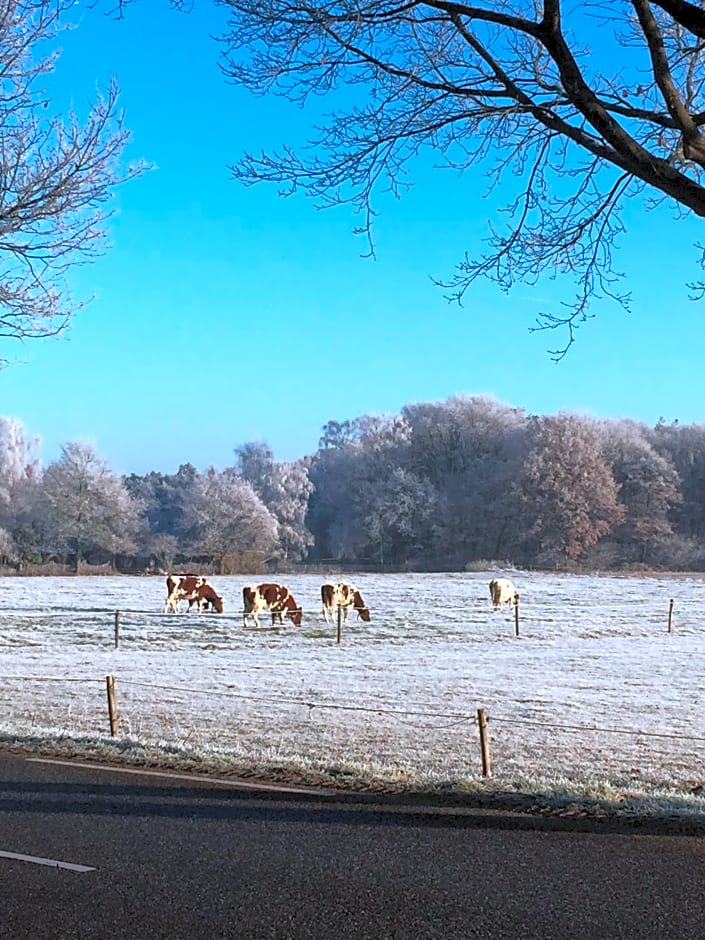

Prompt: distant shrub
[15,562,73,576]
[77,562,115,576]
[464,559,515,573]
[220,550,268,575]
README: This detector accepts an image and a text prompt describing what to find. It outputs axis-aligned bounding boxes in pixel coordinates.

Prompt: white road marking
[0,850,96,873]
[26,757,332,795]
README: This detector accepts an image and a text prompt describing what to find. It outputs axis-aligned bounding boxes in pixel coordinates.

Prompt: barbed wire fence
[0,589,703,789]
[0,584,692,645]
[1,671,705,790]
[0,592,684,652]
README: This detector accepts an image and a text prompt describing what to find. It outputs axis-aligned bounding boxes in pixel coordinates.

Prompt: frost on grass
[1,571,705,818]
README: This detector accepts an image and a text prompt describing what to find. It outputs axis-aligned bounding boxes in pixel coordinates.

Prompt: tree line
[1,396,704,574]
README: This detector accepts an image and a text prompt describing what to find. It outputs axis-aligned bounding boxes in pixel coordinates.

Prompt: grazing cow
[164,574,224,614]
[321,582,371,623]
[489,577,518,611]
[242,583,303,628]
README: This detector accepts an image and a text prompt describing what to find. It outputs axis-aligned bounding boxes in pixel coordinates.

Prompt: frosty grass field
[1,570,705,816]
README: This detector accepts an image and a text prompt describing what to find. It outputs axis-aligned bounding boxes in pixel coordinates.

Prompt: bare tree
[219,0,705,355]
[0,0,143,359]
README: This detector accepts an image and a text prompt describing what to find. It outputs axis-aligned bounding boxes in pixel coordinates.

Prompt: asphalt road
[1,752,705,939]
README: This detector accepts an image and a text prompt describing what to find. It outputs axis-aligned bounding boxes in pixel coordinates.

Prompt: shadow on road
[2,773,705,839]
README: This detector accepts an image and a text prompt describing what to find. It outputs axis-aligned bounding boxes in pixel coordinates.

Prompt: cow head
[353,589,371,621]
[289,605,303,627]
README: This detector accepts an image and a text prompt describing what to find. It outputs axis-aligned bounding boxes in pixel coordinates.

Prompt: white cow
[489,577,518,611]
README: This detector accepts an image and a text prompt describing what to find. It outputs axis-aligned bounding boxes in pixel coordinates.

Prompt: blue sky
[1,2,704,475]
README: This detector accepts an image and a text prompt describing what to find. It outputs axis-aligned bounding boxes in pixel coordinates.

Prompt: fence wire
[1,575,704,789]
[1,672,704,790]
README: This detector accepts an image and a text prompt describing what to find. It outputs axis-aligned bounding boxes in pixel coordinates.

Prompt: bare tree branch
[632,0,705,164]
[651,0,705,39]
[0,0,146,362]
[218,0,705,352]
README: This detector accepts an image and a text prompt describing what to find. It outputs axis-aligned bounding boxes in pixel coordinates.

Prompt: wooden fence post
[114,610,120,649]
[514,593,520,638]
[668,598,674,634]
[336,604,342,644]
[106,675,119,737]
[477,708,491,777]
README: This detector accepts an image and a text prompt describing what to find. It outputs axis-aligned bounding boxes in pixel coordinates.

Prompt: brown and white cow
[164,574,224,614]
[242,583,303,628]
[489,577,518,612]
[321,582,371,623]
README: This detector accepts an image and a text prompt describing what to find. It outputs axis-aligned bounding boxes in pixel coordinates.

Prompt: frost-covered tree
[520,414,624,565]
[147,533,179,573]
[0,416,41,512]
[0,418,43,564]
[653,419,705,545]
[360,466,437,567]
[0,0,143,359]
[267,459,314,561]
[318,420,358,450]
[0,526,18,566]
[124,464,198,553]
[235,442,277,498]
[236,442,314,560]
[184,466,279,571]
[306,444,359,561]
[40,441,142,568]
[599,419,681,565]
[308,414,429,565]
[404,396,528,563]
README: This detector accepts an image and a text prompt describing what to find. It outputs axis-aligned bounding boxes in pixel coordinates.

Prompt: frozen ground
[1,570,705,815]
